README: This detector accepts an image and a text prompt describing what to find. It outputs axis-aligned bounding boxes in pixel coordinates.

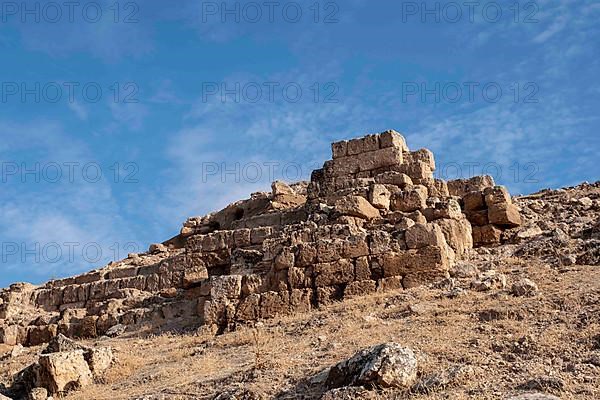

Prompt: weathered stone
[344,280,377,297]
[471,270,507,291]
[260,291,289,319]
[274,248,295,270]
[210,275,243,300]
[37,350,93,395]
[335,196,380,220]
[472,224,503,246]
[332,140,348,159]
[484,185,512,206]
[391,186,427,212]
[379,276,404,292]
[369,184,391,209]
[466,209,489,226]
[0,325,20,346]
[85,347,114,376]
[447,175,495,197]
[434,218,473,257]
[379,130,409,152]
[315,260,355,287]
[511,278,538,297]
[488,203,522,227]
[236,294,260,321]
[405,223,447,249]
[27,325,58,347]
[325,343,417,389]
[463,191,485,211]
[374,171,413,188]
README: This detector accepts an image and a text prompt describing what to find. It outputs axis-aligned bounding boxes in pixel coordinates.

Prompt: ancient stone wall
[0,130,521,346]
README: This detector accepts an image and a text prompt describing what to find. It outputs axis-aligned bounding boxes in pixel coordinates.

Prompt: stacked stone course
[0,130,522,346]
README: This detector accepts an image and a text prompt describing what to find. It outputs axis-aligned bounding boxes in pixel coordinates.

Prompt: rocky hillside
[0,131,598,399]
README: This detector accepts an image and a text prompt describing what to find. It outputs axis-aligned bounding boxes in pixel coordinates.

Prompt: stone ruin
[0,130,522,347]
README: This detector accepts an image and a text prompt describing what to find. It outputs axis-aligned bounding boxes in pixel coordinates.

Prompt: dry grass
[1,259,599,399]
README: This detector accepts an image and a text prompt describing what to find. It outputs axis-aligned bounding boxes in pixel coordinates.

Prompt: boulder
[325,343,417,389]
[511,279,539,297]
[37,350,93,395]
[471,271,507,291]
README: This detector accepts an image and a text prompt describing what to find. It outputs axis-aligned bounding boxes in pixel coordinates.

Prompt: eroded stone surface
[0,130,521,346]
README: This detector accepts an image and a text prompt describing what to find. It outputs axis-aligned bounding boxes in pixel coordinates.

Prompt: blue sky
[1,0,599,287]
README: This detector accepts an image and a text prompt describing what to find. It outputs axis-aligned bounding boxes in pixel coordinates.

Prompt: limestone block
[332,140,348,159]
[86,347,114,376]
[405,224,447,249]
[335,195,381,220]
[379,130,409,152]
[407,149,435,171]
[347,137,365,155]
[378,276,404,292]
[424,199,463,221]
[374,171,413,187]
[250,227,273,245]
[107,266,138,280]
[295,243,317,267]
[210,275,243,300]
[447,175,495,197]
[342,235,370,259]
[357,147,403,172]
[399,161,433,183]
[289,289,312,313]
[183,266,209,289]
[466,209,489,226]
[433,218,473,257]
[288,267,311,289]
[483,185,512,206]
[260,291,289,319]
[380,246,448,277]
[316,285,344,306]
[488,203,521,227]
[355,257,371,281]
[236,294,260,321]
[27,324,58,346]
[233,228,251,247]
[315,259,355,287]
[274,247,295,270]
[241,274,264,296]
[391,185,428,212]
[369,184,392,209]
[463,191,485,211]
[472,225,503,246]
[316,239,343,263]
[0,324,20,345]
[344,280,377,297]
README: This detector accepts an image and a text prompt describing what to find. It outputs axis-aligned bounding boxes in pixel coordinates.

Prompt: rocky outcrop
[0,130,522,346]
